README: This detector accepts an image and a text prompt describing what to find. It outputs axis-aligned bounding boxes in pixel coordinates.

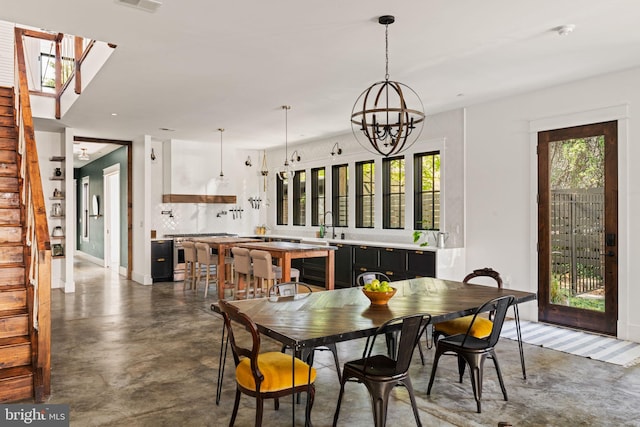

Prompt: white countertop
[246,234,456,252]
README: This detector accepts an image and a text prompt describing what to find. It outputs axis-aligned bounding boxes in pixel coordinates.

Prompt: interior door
[537,121,618,335]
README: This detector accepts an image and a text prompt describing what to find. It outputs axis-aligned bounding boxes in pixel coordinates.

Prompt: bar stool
[249,250,276,297]
[194,242,218,297]
[182,241,197,290]
[231,247,252,299]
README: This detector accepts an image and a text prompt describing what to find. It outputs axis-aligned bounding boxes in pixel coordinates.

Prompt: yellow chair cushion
[236,351,317,392]
[435,315,493,338]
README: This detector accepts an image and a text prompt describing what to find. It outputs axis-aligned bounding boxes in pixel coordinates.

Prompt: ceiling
[4,1,640,150]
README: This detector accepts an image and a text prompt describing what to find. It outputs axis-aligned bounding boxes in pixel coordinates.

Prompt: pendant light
[216,128,228,184]
[351,15,425,157]
[277,105,295,181]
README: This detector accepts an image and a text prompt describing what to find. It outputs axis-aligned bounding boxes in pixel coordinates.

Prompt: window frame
[311,167,325,227]
[413,151,441,231]
[382,156,405,229]
[276,177,288,225]
[292,170,306,226]
[331,163,348,227]
[356,160,375,228]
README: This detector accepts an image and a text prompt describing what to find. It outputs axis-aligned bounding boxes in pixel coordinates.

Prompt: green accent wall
[74,146,128,268]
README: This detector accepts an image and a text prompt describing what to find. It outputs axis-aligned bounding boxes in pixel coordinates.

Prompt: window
[292,170,306,226]
[311,167,325,226]
[414,151,441,230]
[81,176,90,240]
[39,52,74,93]
[383,156,405,229]
[356,160,375,228]
[331,164,348,227]
[276,177,288,225]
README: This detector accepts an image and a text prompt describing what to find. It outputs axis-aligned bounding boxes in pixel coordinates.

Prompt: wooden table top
[212,277,536,349]
[235,241,338,252]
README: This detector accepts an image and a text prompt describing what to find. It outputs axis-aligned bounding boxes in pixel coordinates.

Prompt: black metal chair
[269,282,343,383]
[356,271,391,287]
[333,312,432,427]
[218,299,316,427]
[427,295,515,413]
[427,268,526,380]
[357,271,427,365]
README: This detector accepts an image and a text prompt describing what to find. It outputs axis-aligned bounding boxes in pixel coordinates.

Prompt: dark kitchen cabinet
[378,247,407,281]
[407,249,436,278]
[151,240,173,282]
[334,243,354,288]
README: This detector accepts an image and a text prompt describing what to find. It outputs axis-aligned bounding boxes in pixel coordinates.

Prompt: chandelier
[351,15,425,157]
[277,105,295,181]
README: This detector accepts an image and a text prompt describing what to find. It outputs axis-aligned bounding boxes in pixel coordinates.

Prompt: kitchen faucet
[324,211,336,239]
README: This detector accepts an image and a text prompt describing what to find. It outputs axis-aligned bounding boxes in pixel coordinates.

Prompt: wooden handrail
[14,26,52,402]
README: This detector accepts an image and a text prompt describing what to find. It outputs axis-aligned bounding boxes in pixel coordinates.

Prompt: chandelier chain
[384,22,390,81]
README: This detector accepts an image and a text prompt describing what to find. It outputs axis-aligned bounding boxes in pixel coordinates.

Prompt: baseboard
[131,271,153,285]
[74,250,104,267]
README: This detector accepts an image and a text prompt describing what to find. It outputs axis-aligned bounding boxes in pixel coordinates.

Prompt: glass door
[538,121,618,335]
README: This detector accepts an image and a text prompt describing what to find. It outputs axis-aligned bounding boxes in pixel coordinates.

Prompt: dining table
[235,240,337,290]
[211,276,536,425]
[190,236,262,299]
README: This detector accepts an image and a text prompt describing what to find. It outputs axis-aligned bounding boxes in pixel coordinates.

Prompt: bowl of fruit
[362,279,396,305]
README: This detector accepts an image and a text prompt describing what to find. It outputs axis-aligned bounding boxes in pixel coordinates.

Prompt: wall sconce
[150,148,156,161]
[245,156,252,167]
[330,142,342,156]
[290,150,301,163]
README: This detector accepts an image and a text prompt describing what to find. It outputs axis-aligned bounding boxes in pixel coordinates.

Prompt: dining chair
[231,247,252,299]
[427,295,515,413]
[269,281,342,383]
[333,312,432,427]
[182,241,197,290]
[218,299,316,427]
[428,268,527,379]
[250,249,300,296]
[356,271,426,364]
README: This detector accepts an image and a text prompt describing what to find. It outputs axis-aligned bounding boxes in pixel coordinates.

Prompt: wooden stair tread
[0,366,32,381]
[0,309,27,318]
[0,336,30,347]
[0,285,27,292]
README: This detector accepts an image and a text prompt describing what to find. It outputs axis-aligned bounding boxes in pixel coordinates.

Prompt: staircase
[0,86,34,402]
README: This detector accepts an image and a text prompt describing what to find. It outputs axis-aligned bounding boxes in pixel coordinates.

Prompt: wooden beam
[162,194,237,204]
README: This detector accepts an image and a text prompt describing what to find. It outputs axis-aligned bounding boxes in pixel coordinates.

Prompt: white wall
[465,67,639,340]
[263,108,465,247]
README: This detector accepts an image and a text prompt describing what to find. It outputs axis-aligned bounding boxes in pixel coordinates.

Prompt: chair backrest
[218,300,263,381]
[268,281,313,297]
[231,247,251,275]
[356,272,391,287]
[363,313,431,375]
[182,241,196,263]
[250,250,276,280]
[194,242,214,264]
[463,267,503,289]
[463,295,515,348]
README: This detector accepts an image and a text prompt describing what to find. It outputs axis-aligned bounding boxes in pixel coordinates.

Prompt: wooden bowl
[362,287,397,305]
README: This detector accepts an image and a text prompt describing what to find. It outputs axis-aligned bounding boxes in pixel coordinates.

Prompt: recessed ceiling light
[159,127,175,132]
[111,113,118,116]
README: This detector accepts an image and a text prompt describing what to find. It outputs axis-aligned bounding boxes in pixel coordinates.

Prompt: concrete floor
[47,260,640,426]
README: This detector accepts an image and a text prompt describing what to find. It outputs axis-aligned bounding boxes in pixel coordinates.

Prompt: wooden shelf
[49,156,65,162]
[50,196,64,200]
[162,194,237,204]
[50,215,65,219]
[50,176,64,181]
[52,255,65,259]
[50,235,65,239]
